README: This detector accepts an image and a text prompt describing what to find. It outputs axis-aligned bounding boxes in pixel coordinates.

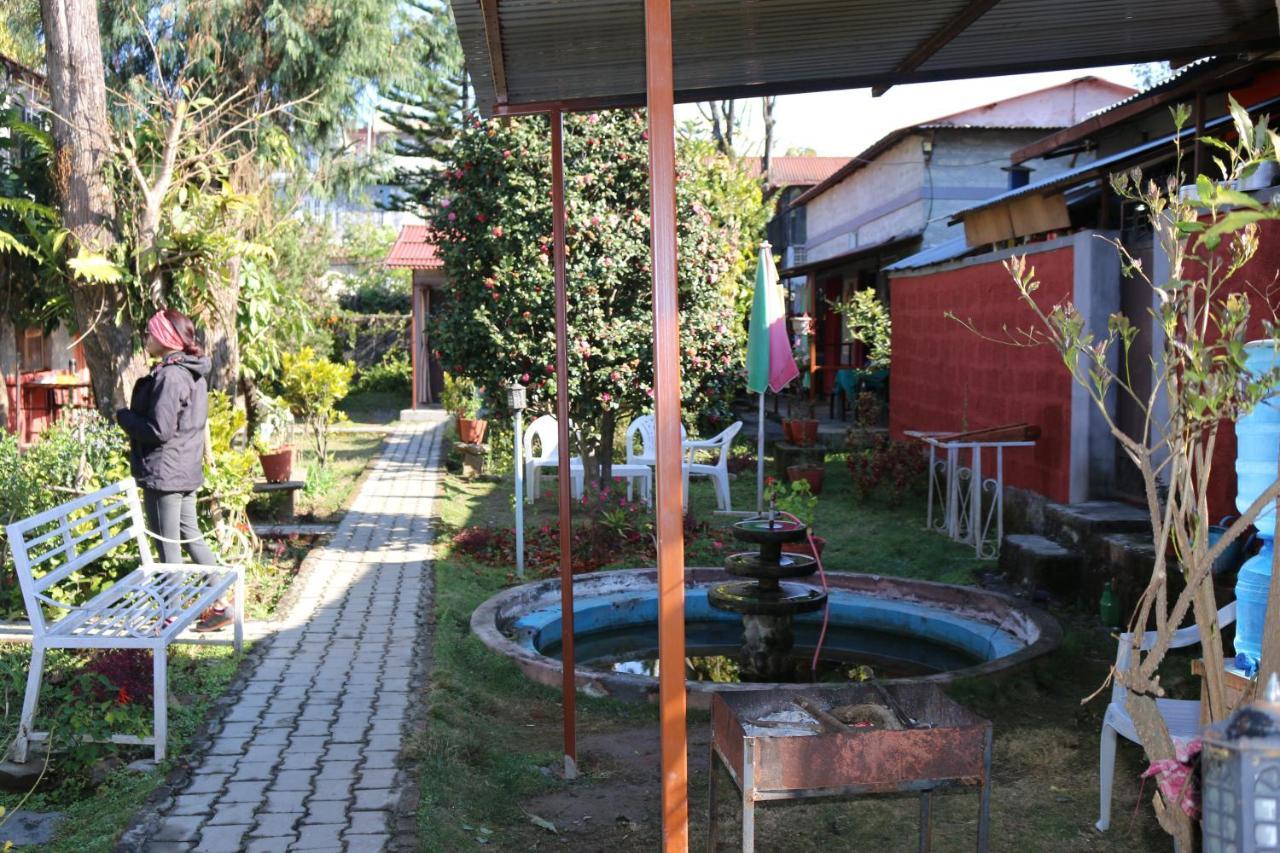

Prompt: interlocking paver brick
[169,793,218,816]
[222,779,272,803]
[342,833,389,852]
[137,421,443,852]
[195,823,252,851]
[292,823,346,850]
[153,815,205,842]
[204,800,258,825]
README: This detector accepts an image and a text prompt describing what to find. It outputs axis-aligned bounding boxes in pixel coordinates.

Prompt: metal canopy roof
[451,0,1279,116]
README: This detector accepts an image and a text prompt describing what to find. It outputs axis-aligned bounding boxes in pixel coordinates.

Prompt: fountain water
[707,514,827,680]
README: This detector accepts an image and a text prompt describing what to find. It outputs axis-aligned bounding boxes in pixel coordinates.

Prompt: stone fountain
[708,513,827,680]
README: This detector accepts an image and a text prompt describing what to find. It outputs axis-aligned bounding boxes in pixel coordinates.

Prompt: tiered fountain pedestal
[708,516,827,680]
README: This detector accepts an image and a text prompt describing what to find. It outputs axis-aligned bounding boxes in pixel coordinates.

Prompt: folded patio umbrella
[745,242,799,513]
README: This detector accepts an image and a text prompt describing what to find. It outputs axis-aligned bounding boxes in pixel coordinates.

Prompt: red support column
[550,109,578,778]
[643,0,689,849]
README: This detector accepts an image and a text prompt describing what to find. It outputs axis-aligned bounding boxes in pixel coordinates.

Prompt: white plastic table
[904,430,1037,559]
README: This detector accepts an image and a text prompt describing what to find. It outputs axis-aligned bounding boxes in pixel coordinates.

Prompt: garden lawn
[416,447,1173,851]
[338,389,409,426]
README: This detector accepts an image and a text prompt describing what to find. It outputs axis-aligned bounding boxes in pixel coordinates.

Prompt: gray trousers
[142,489,217,566]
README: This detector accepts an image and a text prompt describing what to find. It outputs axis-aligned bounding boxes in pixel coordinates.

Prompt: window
[19,328,49,371]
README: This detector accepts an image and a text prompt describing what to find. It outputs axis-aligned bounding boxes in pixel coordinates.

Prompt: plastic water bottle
[1234,341,1280,667]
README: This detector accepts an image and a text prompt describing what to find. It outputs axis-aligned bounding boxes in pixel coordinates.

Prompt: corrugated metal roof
[953,93,1280,221]
[744,156,852,188]
[789,78,1132,207]
[1085,56,1224,118]
[780,230,923,275]
[884,236,971,272]
[385,226,443,270]
[450,0,1277,116]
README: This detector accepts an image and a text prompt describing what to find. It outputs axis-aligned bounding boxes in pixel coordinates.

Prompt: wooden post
[550,109,578,779]
[410,281,421,409]
[644,0,689,848]
[807,272,818,411]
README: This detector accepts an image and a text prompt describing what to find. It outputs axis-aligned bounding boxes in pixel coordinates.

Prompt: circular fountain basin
[471,568,1062,709]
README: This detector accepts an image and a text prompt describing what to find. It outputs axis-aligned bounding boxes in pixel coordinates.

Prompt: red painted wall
[890,246,1076,502]
[1208,218,1280,520]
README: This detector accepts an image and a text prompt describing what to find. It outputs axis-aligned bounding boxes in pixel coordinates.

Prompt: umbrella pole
[757,391,765,514]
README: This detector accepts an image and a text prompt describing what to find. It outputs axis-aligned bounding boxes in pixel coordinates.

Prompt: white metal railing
[905,431,1037,559]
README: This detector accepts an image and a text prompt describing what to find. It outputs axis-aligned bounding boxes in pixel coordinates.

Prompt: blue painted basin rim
[513,586,1025,664]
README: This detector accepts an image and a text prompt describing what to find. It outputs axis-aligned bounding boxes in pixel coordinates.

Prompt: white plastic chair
[1096,600,1236,832]
[681,421,743,511]
[624,413,687,467]
[523,414,583,503]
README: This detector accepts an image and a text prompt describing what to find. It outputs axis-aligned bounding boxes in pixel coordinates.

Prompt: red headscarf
[147,311,186,353]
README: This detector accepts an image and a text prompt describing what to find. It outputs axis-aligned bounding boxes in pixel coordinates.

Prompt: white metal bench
[5,478,244,762]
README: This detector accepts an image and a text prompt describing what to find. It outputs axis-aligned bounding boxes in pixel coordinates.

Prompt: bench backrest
[5,478,153,637]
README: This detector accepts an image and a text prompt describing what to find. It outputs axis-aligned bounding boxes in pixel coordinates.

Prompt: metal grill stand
[708,684,993,852]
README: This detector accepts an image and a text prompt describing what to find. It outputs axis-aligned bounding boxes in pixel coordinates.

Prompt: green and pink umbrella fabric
[745,242,798,512]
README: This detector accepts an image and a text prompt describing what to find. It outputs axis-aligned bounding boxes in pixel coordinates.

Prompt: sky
[675,64,1146,159]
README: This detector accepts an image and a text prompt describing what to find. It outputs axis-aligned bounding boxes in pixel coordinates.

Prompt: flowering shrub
[846,438,927,505]
[426,111,758,480]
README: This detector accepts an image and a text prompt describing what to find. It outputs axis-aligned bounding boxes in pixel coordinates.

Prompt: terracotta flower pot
[258,447,294,483]
[791,419,819,447]
[782,418,796,443]
[457,417,488,444]
[787,463,825,495]
[782,535,826,560]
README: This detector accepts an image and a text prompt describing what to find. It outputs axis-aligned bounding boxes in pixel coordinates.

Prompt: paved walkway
[137,415,447,852]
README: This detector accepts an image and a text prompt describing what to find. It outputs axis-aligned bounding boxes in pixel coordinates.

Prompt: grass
[338,389,409,426]
[418,444,1175,850]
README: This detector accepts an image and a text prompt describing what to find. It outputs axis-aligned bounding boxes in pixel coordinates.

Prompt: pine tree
[379,0,470,212]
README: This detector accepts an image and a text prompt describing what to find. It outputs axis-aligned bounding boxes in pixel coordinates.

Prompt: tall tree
[95,0,402,392]
[380,0,470,212]
[38,0,147,412]
[698,100,738,155]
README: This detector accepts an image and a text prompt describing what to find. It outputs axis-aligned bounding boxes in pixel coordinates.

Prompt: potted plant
[786,462,825,495]
[765,478,825,558]
[442,372,488,444]
[253,395,296,483]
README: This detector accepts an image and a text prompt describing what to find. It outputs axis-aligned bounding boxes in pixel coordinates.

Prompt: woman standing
[116,309,229,632]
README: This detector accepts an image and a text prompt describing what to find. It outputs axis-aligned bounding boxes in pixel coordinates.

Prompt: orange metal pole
[643,0,689,849]
[550,109,578,779]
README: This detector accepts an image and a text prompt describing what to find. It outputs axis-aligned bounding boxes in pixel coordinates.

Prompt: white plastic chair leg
[714,472,731,511]
[153,647,168,762]
[13,644,45,763]
[1096,722,1117,831]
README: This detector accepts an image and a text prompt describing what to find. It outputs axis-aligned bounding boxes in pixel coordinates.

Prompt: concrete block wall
[888,239,1078,502]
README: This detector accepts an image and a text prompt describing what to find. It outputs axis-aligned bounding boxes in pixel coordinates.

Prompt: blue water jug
[1234,341,1280,666]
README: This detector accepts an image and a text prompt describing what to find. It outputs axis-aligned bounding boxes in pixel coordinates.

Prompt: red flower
[117,687,131,705]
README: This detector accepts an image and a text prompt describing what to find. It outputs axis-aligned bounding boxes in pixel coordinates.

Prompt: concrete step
[1044,500,1150,549]
[999,534,1082,597]
[1084,530,1161,617]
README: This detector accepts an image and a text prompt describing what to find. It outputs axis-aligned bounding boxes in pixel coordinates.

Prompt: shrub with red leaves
[847,437,927,505]
[78,649,154,704]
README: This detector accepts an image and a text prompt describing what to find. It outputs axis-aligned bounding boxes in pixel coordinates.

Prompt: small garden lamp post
[508,381,528,577]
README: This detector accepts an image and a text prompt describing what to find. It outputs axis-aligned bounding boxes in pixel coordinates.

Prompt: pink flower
[588,113,601,124]
[503,149,512,159]
[610,371,620,381]
[521,373,530,382]
[453,169,464,179]
[492,226,504,237]
[545,364,555,374]
[447,212,456,221]
[441,198,451,208]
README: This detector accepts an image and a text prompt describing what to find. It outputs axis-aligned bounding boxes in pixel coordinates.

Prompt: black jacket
[117,354,211,493]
